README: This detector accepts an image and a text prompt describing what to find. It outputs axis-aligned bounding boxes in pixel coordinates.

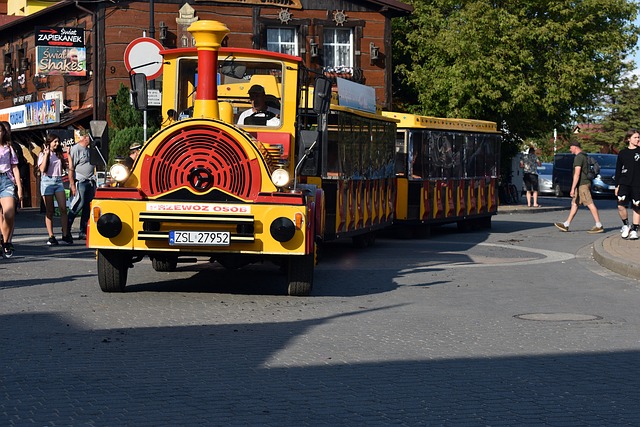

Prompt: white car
[537,162,554,196]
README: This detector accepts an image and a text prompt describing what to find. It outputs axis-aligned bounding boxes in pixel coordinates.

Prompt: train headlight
[110,163,130,183]
[271,168,290,188]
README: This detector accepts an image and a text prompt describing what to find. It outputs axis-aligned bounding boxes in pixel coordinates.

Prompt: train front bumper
[87,199,309,255]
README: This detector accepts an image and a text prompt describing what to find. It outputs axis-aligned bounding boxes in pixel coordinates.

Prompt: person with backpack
[554,141,604,233]
[614,129,640,240]
[0,121,23,258]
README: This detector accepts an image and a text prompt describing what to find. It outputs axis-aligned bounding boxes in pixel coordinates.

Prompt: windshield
[175,57,284,127]
[591,154,617,169]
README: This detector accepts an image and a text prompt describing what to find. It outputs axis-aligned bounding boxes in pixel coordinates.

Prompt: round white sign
[124,37,164,80]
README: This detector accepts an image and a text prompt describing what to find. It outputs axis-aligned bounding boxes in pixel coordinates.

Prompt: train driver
[237,84,280,126]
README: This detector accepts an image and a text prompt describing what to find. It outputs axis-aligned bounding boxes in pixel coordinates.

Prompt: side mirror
[313,77,332,115]
[130,73,148,110]
[89,120,109,167]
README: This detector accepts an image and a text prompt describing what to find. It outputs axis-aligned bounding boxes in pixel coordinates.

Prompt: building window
[323,28,353,72]
[266,28,297,56]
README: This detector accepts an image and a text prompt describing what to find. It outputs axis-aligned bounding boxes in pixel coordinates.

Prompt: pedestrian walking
[67,130,96,240]
[554,141,604,233]
[0,121,23,257]
[614,129,640,240]
[38,133,73,245]
[519,146,542,207]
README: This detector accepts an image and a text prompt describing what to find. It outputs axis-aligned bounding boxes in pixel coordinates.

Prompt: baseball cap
[129,143,142,151]
[248,85,265,96]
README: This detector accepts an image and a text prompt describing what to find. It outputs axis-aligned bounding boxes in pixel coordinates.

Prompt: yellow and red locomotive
[87,20,398,296]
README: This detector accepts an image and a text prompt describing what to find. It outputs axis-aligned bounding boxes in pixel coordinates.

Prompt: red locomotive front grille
[139,125,262,199]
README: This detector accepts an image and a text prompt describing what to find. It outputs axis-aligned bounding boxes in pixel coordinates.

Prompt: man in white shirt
[237,84,280,126]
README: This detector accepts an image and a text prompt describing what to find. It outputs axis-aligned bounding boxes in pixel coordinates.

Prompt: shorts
[0,173,15,198]
[573,183,594,206]
[40,175,65,196]
[617,185,640,208]
[523,173,539,192]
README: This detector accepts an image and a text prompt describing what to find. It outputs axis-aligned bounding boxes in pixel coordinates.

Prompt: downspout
[149,0,155,90]
[74,1,98,120]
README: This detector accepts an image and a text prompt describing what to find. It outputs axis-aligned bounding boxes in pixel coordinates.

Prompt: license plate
[169,231,230,246]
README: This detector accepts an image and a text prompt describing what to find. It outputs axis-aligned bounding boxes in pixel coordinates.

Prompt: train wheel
[97,249,129,293]
[414,225,431,239]
[352,234,369,248]
[152,256,177,272]
[395,226,413,240]
[287,253,314,296]
[480,216,492,229]
[352,231,376,248]
[366,232,377,246]
[457,219,472,233]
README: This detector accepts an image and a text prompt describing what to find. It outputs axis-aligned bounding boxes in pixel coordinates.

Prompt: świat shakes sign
[35,27,87,76]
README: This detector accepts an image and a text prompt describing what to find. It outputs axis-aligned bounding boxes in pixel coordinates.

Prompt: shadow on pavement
[1,311,638,425]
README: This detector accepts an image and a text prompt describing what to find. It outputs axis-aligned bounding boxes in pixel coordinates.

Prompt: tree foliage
[586,77,640,151]
[109,83,144,130]
[392,0,639,142]
[107,84,159,165]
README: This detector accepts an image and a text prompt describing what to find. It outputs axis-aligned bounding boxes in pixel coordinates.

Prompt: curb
[592,235,640,281]
[497,205,569,214]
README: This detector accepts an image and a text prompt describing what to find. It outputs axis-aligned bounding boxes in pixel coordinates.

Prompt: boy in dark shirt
[615,129,640,239]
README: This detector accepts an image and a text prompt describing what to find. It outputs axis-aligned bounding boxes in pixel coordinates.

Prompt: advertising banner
[0,98,60,129]
[35,27,86,76]
[336,77,376,113]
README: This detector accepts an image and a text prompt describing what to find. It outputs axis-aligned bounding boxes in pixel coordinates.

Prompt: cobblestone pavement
[1,201,639,426]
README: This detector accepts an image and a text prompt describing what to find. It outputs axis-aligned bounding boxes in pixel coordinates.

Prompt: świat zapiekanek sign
[35,27,87,77]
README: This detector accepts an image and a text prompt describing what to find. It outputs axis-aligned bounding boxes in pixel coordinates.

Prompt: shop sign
[35,27,86,76]
[47,128,75,149]
[35,27,85,47]
[12,93,37,106]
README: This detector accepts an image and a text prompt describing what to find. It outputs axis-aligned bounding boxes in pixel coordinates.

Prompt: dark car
[552,153,617,197]
[589,153,617,197]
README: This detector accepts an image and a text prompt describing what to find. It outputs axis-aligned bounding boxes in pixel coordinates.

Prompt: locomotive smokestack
[187,20,230,119]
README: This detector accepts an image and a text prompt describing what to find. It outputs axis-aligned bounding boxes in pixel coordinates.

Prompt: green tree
[107,84,160,165]
[392,0,639,140]
[587,77,640,151]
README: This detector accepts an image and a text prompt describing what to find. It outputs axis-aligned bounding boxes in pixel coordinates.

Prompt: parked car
[589,153,617,197]
[552,153,617,197]
[537,162,554,195]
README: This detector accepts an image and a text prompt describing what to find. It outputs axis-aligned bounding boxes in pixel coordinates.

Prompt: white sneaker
[629,230,639,240]
[621,225,631,239]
